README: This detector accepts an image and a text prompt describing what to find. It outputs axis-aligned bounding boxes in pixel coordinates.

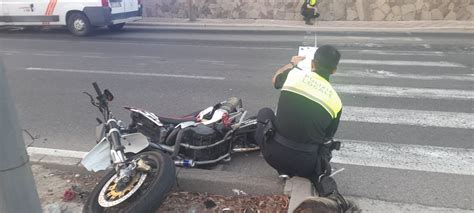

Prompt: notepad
[297,46,317,72]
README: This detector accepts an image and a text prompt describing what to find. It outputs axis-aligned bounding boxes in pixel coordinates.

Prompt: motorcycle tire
[83,151,176,213]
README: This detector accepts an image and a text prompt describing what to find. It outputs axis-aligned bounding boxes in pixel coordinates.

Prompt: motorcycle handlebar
[92,82,103,97]
[92,82,108,112]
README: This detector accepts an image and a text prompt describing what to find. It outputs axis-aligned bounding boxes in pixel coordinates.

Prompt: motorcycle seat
[158,116,198,125]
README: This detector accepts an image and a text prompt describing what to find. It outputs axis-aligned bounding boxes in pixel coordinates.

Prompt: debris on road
[158,192,289,212]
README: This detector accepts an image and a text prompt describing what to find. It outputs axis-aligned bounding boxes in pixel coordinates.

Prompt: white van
[0,0,142,36]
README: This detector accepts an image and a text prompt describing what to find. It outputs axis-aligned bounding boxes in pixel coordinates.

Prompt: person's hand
[290,56,305,66]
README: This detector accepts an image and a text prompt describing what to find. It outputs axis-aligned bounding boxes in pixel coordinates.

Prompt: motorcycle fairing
[81,133,150,172]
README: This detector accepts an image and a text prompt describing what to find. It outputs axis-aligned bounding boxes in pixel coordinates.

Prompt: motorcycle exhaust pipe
[174,159,195,168]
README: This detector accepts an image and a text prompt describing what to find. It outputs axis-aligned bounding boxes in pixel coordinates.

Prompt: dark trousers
[300,4,319,21]
[255,108,324,185]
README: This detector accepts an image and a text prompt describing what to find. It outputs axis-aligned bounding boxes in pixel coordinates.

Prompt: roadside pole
[188,0,197,22]
[0,61,42,212]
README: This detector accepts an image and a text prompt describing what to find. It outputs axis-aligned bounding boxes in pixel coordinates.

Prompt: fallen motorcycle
[81,82,175,213]
[124,95,259,168]
[81,82,259,212]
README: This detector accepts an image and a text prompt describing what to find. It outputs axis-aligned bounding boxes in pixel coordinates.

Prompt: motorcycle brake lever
[83,92,100,107]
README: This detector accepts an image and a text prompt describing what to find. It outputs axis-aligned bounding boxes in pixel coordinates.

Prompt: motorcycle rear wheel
[83,151,175,213]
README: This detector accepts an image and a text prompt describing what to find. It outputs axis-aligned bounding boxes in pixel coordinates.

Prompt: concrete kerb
[27,147,285,196]
[129,19,474,33]
[26,148,474,212]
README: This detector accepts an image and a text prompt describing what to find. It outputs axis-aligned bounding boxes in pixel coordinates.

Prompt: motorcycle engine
[181,124,229,162]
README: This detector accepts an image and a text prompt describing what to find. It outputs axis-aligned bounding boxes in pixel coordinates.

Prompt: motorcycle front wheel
[83,151,176,213]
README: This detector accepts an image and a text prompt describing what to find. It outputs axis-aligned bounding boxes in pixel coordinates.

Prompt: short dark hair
[314,45,341,71]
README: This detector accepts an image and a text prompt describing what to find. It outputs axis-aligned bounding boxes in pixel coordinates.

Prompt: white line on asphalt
[335,69,474,81]
[343,106,474,129]
[25,67,226,80]
[0,50,19,54]
[356,50,444,56]
[81,55,111,59]
[195,59,226,63]
[340,59,466,68]
[132,55,163,59]
[27,140,474,176]
[333,84,473,100]
[27,147,86,159]
[324,36,423,42]
[333,140,474,176]
[349,196,473,212]
[32,53,61,57]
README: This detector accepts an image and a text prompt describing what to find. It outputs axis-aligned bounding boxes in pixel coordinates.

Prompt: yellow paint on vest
[282,70,342,118]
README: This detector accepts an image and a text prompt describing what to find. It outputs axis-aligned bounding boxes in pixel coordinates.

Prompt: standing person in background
[301,0,320,25]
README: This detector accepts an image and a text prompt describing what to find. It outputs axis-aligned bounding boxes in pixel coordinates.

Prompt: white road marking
[132,55,163,59]
[0,50,19,54]
[27,140,474,176]
[324,36,423,42]
[343,106,474,129]
[333,140,474,176]
[195,59,226,63]
[340,59,465,68]
[32,53,61,57]
[349,196,473,213]
[25,67,225,80]
[28,147,86,159]
[356,50,444,56]
[81,55,111,59]
[333,84,473,100]
[335,69,474,81]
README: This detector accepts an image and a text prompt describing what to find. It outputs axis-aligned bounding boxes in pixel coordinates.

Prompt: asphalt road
[1,26,473,210]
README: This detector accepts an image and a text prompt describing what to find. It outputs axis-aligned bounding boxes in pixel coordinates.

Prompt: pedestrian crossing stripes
[342,106,473,129]
[340,59,465,68]
[333,84,473,100]
[335,70,474,82]
[332,140,474,175]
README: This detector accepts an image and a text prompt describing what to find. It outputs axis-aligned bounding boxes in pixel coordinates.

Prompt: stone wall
[142,0,474,21]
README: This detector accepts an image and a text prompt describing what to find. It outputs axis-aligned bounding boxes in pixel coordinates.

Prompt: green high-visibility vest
[282,70,342,119]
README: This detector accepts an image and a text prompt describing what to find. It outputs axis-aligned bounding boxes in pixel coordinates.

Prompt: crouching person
[255,45,359,212]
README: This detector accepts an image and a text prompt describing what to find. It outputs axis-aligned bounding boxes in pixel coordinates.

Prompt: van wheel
[67,12,92,36]
[108,23,125,31]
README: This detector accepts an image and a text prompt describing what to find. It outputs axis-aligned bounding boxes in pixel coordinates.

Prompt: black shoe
[294,196,360,213]
[329,192,361,213]
[294,197,340,213]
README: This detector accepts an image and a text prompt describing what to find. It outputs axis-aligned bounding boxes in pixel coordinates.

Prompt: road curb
[27,147,284,196]
[128,21,474,33]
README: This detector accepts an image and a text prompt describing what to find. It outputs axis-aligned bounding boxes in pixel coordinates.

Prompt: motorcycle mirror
[104,89,114,102]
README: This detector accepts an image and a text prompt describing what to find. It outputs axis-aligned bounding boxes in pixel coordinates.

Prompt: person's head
[311,45,341,76]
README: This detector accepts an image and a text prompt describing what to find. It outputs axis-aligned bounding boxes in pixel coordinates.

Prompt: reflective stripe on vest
[281,70,342,118]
